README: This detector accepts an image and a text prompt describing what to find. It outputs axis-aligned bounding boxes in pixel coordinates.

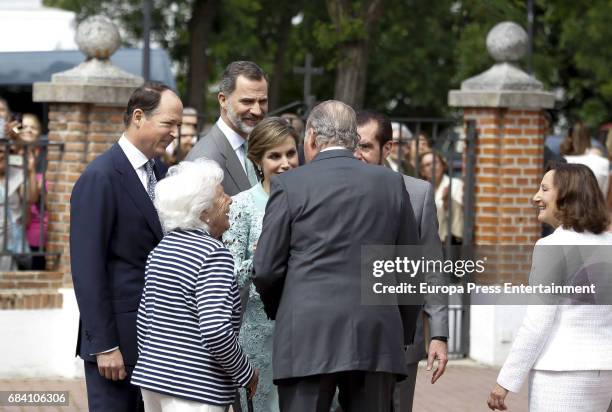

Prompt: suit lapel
[111,144,164,241]
[211,125,251,191]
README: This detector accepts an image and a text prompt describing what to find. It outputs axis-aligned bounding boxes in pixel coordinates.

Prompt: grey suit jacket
[185,124,251,196]
[401,175,449,364]
[253,150,421,381]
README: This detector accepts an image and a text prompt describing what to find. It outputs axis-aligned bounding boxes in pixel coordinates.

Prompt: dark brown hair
[356,110,392,147]
[552,163,610,233]
[418,149,448,176]
[123,81,171,126]
[218,61,267,96]
[247,117,299,177]
[560,121,591,156]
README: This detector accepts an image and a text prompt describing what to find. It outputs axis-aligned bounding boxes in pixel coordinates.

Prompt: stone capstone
[448,21,554,108]
[75,15,120,59]
[486,21,528,63]
[33,14,142,105]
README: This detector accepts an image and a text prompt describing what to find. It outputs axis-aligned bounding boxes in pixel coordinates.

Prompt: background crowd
[0,97,48,271]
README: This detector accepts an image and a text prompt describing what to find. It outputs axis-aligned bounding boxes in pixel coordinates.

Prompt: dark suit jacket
[186,124,251,196]
[253,149,421,381]
[70,143,163,366]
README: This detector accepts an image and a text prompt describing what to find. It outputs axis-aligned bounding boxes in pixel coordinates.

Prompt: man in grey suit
[355,110,449,412]
[186,61,267,195]
[253,101,421,412]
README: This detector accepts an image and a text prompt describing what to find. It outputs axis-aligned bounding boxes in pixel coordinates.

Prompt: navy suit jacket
[70,143,164,365]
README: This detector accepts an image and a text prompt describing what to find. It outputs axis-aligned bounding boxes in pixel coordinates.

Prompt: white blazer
[497,227,612,393]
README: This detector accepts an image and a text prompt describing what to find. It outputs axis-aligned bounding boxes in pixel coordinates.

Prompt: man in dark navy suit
[70,82,182,411]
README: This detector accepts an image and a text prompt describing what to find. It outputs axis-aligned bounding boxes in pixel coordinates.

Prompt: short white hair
[305,100,359,150]
[154,159,223,232]
[391,122,412,142]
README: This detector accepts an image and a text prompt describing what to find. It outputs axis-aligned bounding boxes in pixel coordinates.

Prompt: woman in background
[560,121,609,196]
[488,163,612,411]
[223,117,299,411]
[419,150,463,244]
[19,113,47,269]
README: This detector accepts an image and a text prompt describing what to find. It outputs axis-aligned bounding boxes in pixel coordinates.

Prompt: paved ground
[0,360,527,411]
[412,360,527,412]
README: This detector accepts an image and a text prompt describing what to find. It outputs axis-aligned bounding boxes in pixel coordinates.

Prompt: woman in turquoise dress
[223,117,299,411]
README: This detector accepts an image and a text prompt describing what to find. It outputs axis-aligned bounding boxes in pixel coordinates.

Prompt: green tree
[316,0,385,108]
[450,0,612,128]
[45,0,612,128]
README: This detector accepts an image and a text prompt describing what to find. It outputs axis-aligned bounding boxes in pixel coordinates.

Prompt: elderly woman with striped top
[131,159,258,412]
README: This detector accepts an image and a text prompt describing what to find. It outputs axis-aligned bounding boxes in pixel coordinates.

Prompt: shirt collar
[216,117,245,151]
[118,134,149,170]
[321,146,346,152]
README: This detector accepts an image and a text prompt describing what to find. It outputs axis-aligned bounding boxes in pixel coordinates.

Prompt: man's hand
[487,383,509,410]
[246,368,259,399]
[96,348,127,381]
[426,339,448,384]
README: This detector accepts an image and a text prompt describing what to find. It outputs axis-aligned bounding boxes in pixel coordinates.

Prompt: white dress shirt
[321,146,346,152]
[118,134,151,191]
[216,117,247,172]
[564,149,610,195]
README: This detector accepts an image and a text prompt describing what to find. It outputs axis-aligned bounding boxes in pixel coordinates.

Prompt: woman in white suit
[488,163,612,411]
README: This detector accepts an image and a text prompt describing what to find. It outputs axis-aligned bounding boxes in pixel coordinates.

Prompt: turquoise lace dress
[223,183,278,412]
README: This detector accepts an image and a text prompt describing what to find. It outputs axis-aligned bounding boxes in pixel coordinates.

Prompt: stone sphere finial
[75,15,121,60]
[486,21,528,63]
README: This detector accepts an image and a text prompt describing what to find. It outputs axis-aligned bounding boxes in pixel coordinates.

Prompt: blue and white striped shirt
[131,229,253,405]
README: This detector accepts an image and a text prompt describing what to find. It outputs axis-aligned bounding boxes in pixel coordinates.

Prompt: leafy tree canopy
[44,0,612,129]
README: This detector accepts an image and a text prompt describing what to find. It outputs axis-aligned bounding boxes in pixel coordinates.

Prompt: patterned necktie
[144,159,157,202]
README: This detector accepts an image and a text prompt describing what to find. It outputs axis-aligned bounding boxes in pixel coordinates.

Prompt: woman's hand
[246,368,259,399]
[487,383,509,410]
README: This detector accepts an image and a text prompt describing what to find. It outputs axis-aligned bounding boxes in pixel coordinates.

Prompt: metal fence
[389,118,478,358]
[0,139,63,271]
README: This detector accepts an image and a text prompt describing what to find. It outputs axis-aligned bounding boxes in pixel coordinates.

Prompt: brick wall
[465,108,546,284]
[46,104,124,285]
[0,271,63,309]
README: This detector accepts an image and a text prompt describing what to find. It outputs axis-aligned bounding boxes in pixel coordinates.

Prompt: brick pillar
[32,16,143,286]
[44,105,126,283]
[448,21,555,250]
[463,108,547,246]
[448,21,556,365]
